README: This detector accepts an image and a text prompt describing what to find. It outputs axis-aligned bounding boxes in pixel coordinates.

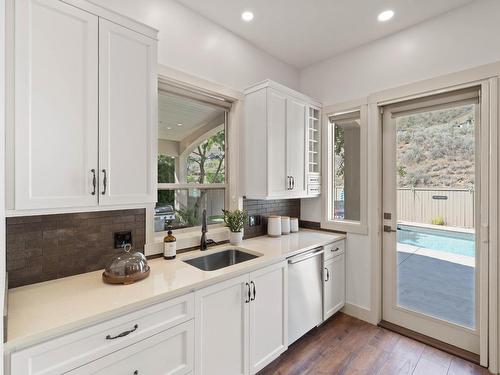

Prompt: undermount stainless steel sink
[183,249,260,271]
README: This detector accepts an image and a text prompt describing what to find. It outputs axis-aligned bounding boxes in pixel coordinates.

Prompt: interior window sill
[321,220,368,235]
[145,225,230,256]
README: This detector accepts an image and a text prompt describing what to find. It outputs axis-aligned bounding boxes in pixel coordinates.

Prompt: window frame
[321,98,368,234]
[145,66,243,256]
[155,93,228,236]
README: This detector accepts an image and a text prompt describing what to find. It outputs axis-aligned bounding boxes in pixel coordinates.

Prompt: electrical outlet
[114,231,132,249]
[248,215,261,227]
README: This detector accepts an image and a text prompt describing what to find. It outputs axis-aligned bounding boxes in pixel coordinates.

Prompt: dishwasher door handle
[288,249,324,264]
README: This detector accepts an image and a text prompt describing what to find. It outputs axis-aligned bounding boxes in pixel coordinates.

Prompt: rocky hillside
[396,104,475,189]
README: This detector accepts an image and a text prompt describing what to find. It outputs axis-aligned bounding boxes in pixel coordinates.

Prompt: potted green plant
[222,209,248,245]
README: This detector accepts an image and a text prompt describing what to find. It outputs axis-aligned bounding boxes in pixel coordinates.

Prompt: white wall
[299,0,500,317]
[92,0,299,92]
[299,0,500,105]
[1,0,5,370]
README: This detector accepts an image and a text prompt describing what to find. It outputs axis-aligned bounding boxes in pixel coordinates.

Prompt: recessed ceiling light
[378,10,394,22]
[241,11,254,22]
[177,123,183,126]
[166,127,172,130]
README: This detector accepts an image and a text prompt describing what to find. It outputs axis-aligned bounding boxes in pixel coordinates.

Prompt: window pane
[154,188,225,232]
[186,129,225,184]
[332,116,361,221]
[158,90,226,185]
[158,155,176,183]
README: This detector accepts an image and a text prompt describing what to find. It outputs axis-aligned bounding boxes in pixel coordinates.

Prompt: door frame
[367,63,500,371]
[380,85,485,355]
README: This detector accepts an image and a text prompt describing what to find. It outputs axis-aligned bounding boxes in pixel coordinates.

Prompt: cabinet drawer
[66,320,194,375]
[11,293,194,375]
[323,240,345,261]
[308,175,321,185]
[307,184,321,195]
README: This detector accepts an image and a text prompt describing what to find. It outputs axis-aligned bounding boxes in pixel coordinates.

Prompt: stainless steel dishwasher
[287,247,324,345]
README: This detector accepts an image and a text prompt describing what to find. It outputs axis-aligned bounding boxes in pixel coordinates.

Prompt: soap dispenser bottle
[163,223,177,260]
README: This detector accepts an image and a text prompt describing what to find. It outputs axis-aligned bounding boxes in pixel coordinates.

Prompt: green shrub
[431,216,445,225]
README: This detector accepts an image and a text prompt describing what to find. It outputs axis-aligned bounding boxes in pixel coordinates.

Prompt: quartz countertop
[6,229,345,352]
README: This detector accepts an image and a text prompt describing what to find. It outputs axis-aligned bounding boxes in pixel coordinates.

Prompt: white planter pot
[229,230,244,245]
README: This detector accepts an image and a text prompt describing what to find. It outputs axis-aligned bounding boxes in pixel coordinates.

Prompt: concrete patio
[397,242,475,328]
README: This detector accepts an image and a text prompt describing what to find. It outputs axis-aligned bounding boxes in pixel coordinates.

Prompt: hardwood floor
[258,313,488,375]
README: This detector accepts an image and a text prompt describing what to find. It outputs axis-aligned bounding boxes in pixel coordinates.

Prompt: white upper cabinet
[243,80,321,199]
[286,98,307,197]
[98,19,157,206]
[9,0,158,212]
[267,90,288,198]
[14,0,99,209]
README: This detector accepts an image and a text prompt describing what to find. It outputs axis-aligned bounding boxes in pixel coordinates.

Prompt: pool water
[397,225,475,257]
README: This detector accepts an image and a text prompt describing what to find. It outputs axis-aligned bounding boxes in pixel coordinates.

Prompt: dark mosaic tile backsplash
[243,199,300,239]
[6,209,145,288]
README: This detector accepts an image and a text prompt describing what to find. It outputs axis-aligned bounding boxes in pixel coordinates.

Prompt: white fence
[397,188,474,229]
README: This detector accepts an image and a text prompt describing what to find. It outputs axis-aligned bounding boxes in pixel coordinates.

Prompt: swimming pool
[397,224,475,257]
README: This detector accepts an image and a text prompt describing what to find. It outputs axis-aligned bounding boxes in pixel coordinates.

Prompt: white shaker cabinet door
[286,98,307,197]
[249,261,288,374]
[267,89,289,198]
[195,274,250,375]
[14,0,99,209]
[98,19,157,206]
[324,253,346,320]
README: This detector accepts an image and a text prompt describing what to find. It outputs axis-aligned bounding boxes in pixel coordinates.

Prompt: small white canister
[290,217,299,233]
[268,216,282,237]
[281,216,290,235]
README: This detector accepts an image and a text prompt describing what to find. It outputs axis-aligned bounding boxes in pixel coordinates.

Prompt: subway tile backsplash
[6,209,145,288]
[243,199,300,239]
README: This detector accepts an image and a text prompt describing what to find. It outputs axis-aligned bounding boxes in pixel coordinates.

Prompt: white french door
[382,85,489,359]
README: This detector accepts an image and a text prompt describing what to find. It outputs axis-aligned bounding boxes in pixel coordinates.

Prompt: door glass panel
[395,103,476,328]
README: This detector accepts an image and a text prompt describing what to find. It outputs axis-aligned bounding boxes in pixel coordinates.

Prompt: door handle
[245,282,250,303]
[101,169,107,195]
[324,267,330,282]
[291,176,295,190]
[288,249,324,264]
[90,169,96,195]
[383,225,396,233]
[250,281,256,301]
[287,176,291,190]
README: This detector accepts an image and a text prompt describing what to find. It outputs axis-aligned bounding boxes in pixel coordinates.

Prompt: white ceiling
[158,92,222,141]
[175,0,475,68]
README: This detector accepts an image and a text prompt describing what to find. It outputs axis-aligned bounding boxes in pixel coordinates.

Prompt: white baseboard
[342,303,379,325]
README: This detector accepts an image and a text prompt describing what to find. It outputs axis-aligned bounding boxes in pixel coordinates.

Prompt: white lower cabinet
[8,262,290,375]
[249,263,288,374]
[323,241,346,320]
[67,320,194,375]
[10,293,194,375]
[195,261,288,375]
[195,274,249,375]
